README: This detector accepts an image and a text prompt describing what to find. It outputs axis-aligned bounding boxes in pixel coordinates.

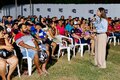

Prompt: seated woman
[47,21,59,42]
[0,26,18,80]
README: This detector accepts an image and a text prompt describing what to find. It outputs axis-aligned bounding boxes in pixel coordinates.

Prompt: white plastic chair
[17,44,33,76]
[13,50,21,77]
[17,40,35,76]
[6,50,21,77]
[22,48,33,76]
[57,35,75,61]
[108,32,116,46]
[118,39,120,45]
[74,38,90,57]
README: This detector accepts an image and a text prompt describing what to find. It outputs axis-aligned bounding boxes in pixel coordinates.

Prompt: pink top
[56,24,65,35]
[115,25,120,30]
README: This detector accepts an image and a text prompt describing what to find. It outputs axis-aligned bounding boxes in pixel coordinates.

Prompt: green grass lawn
[13,44,120,80]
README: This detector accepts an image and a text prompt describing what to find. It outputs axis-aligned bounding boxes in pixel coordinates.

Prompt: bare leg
[0,58,6,80]
[42,62,49,74]
[51,42,57,56]
[42,47,50,74]
[6,56,18,80]
[33,53,42,75]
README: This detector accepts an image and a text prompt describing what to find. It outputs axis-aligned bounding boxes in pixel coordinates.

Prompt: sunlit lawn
[12,44,120,80]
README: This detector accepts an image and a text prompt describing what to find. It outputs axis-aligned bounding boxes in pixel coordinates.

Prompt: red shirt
[56,24,65,35]
[108,25,114,31]
[14,32,24,41]
[114,25,120,31]
[14,32,34,45]
[107,25,114,36]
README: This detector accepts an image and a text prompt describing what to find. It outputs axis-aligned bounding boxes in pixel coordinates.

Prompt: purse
[38,50,48,63]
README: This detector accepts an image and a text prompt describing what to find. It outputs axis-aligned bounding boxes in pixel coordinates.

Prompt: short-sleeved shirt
[30,27,52,45]
[38,30,47,39]
[14,32,36,59]
[70,28,82,43]
[115,25,120,31]
[56,24,65,35]
[65,24,73,33]
[14,32,35,50]
[108,25,114,31]
[107,25,114,36]
[30,27,47,39]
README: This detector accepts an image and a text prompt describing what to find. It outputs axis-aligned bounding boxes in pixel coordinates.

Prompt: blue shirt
[30,26,46,39]
[65,24,73,33]
[38,30,47,39]
[30,26,36,37]
[93,16,108,33]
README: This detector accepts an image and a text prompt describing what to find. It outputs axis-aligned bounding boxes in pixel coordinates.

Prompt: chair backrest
[59,35,74,46]
[16,43,29,58]
[111,32,115,36]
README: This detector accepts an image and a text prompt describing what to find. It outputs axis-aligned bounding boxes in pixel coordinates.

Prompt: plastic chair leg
[67,47,70,61]
[27,58,32,76]
[113,37,116,46]
[80,45,84,57]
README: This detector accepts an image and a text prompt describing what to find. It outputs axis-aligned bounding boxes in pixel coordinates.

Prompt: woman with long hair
[92,7,108,68]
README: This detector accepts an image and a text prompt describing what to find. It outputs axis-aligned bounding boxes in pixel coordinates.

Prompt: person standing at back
[92,7,108,68]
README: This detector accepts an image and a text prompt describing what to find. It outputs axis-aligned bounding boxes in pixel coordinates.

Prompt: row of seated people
[0,15,108,80]
[107,19,120,42]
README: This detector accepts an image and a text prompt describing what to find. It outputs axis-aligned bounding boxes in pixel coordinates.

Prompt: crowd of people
[0,7,120,80]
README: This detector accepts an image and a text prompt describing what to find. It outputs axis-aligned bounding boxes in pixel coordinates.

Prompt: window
[36,8,40,12]
[59,8,63,12]
[72,9,76,13]
[24,8,27,12]
[89,10,94,14]
[47,8,51,12]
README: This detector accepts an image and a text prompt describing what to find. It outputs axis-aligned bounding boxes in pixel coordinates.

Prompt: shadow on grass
[106,43,110,60]
[70,45,89,59]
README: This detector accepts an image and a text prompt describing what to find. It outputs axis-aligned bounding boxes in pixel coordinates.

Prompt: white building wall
[0,4,120,19]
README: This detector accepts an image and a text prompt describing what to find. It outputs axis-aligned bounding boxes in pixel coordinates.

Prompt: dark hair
[7,16,12,19]
[20,16,25,21]
[12,23,18,28]
[25,21,33,26]
[0,26,4,32]
[35,23,43,27]
[18,23,25,30]
[12,29,19,34]
[98,7,107,19]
